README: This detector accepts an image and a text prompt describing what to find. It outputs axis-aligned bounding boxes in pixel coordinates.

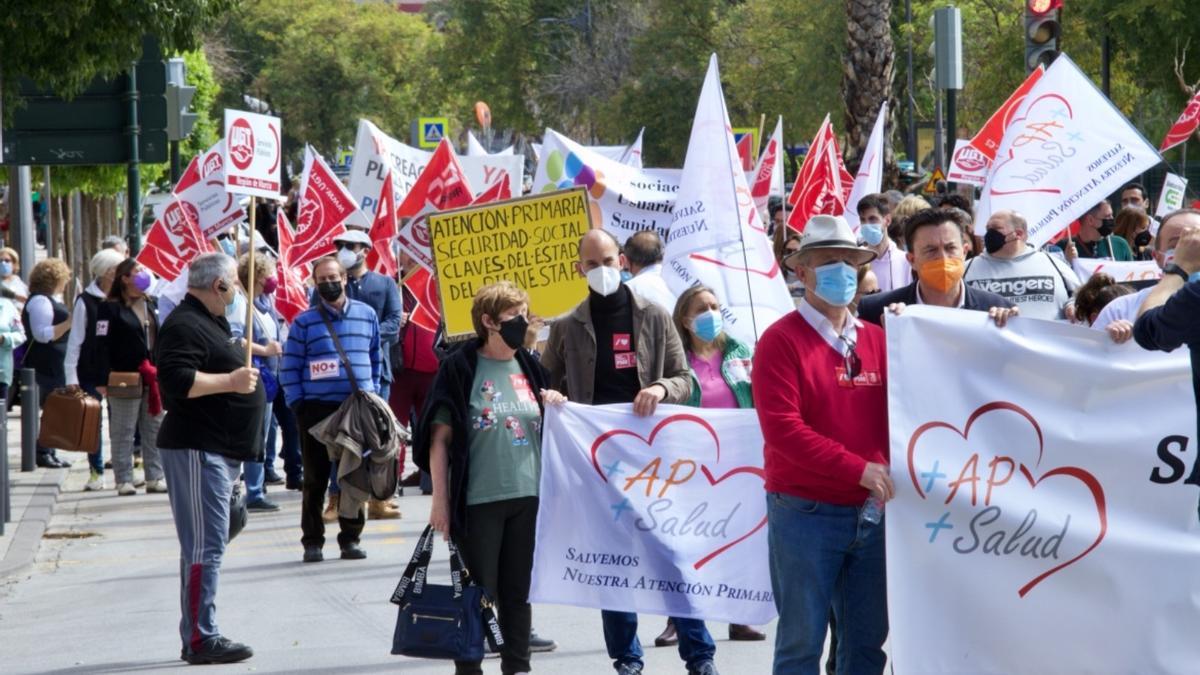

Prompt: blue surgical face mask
[691,309,723,343]
[0,261,13,277]
[813,261,859,307]
[861,222,885,247]
[1164,248,1176,268]
[219,238,235,257]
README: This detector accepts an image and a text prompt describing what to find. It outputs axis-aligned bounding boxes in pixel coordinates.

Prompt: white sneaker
[84,471,105,491]
[132,477,146,488]
[146,479,168,494]
[116,482,137,496]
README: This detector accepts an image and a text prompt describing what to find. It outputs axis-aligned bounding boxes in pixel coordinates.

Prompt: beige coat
[543,289,692,405]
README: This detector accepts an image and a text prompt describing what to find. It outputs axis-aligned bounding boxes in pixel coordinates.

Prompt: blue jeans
[243,413,271,503]
[766,492,887,675]
[161,449,240,652]
[601,610,715,671]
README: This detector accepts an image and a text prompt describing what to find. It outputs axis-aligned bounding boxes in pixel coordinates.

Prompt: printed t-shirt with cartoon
[432,355,542,505]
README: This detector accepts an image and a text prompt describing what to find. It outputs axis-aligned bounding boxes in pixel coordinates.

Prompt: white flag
[466,130,513,157]
[1155,172,1188,218]
[663,54,792,346]
[619,127,645,169]
[750,117,784,218]
[843,102,887,232]
[974,53,1161,246]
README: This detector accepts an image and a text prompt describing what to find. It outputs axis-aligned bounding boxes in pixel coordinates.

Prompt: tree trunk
[843,0,897,186]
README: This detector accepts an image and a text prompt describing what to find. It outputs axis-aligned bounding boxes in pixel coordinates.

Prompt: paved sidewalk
[0,407,72,580]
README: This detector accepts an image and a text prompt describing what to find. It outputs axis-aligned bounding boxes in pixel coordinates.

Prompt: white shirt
[914,281,967,308]
[25,295,59,343]
[870,240,912,294]
[64,281,106,386]
[797,298,859,356]
[625,264,677,314]
[1091,286,1150,329]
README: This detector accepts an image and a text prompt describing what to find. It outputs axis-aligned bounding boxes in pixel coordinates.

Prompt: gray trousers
[109,393,164,485]
[161,449,239,652]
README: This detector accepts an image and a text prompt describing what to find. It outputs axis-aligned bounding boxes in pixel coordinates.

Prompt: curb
[0,467,69,579]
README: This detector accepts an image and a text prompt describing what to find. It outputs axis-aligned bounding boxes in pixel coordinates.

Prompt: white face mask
[586,265,622,297]
[337,247,362,271]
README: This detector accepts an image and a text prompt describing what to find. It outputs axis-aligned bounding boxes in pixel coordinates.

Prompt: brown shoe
[322,494,340,524]
[368,497,401,520]
[654,618,678,647]
[728,624,766,641]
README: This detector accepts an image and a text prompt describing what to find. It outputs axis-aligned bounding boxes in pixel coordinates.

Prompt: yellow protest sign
[428,188,592,340]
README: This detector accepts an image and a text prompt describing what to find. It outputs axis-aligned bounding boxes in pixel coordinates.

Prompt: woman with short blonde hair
[22,258,74,467]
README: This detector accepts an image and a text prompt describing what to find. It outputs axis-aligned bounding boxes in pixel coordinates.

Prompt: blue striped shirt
[282,299,380,406]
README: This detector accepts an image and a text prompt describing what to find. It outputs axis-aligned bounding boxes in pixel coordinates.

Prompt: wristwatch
[1163,264,1194,283]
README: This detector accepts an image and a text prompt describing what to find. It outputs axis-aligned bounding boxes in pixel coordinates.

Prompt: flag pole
[716,71,761,343]
[244,196,257,367]
[756,114,766,164]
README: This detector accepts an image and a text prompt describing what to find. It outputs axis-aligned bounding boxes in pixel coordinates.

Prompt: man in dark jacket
[156,253,264,665]
[858,208,1018,327]
[1134,211,1200,446]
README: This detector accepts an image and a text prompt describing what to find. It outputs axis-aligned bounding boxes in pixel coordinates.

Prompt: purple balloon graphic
[573,164,596,188]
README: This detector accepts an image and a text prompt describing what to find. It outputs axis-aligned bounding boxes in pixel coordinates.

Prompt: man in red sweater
[753,214,892,675]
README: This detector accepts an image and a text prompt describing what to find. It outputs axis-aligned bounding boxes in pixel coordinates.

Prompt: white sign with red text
[532,403,775,625]
[223,109,282,199]
[886,306,1199,674]
[1071,258,1162,283]
[947,139,991,187]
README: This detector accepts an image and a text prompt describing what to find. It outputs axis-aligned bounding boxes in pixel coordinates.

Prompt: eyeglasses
[838,334,861,382]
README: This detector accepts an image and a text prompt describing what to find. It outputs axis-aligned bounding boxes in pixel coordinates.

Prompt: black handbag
[390,525,503,661]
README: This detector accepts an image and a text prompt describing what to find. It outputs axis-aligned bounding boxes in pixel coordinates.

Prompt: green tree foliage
[213,0,451,159]
[1,0,234,106]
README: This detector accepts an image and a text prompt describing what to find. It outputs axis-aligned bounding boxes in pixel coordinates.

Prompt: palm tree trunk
[843,0,896,185]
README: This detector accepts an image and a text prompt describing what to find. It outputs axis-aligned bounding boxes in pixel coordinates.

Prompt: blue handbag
[390,525,503,661]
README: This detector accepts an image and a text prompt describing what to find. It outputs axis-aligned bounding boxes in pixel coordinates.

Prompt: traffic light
[165,58,198,141]
[1025,0,1062,73]
[166,83,198,141]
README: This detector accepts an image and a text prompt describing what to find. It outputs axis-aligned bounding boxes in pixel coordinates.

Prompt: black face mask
[1098,218,1116,237]
[317,280,343,303]
[497,315,529,351]
[1134,231,1153,248]
[983,229,1009,255]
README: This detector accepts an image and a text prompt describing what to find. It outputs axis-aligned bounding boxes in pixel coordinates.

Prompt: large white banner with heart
[532,403,775,625]
[886,305,1200,674]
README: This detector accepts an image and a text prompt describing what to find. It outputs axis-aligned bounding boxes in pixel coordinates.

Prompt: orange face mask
[918,257,965,294]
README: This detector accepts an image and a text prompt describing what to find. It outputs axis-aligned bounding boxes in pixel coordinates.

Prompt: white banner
[347,119,522,221]
[532,128,679,243]
[1071,257,1162,283]
[844,102,888,231]
[223,109,282,198]
[886,305,1200,674]
[974,53,1161,246]
[532,403,776,625]
[947,139,990,187]
[1156,172,1188,218]
[466,130,513,156]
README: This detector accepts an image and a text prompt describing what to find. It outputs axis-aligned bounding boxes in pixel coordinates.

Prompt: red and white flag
[404,266,441,332]
[366,172,398,278]
[136,219,188,281]
[1160,90,1200,152]
[397,138,475,218]
[736,133,755,171]
[471,177,512,205]
[844,102,888,231]
[160,193,212,262]
[290,145,359,268]
[273,211,310,324]
[171,141,245,239]
[968,66,1044,160]
[750,116,784,218]
[787,115,853,231]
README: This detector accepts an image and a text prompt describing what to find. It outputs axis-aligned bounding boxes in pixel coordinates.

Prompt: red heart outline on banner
[589,414,765,569]
[988,93,1074,197]
[906,401,1108,597]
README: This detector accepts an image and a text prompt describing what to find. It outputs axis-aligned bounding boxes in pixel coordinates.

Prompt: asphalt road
[0,464,783,674]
